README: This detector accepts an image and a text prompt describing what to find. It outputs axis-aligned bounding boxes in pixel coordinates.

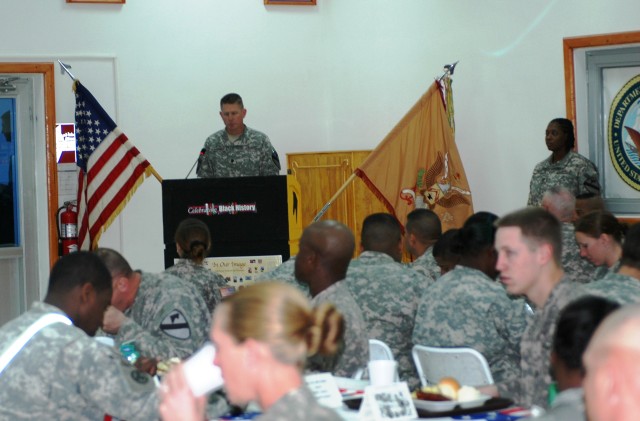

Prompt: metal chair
[412,344,494,387]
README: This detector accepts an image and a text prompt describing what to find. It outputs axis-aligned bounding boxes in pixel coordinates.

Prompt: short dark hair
[549,118,576,150]
[220,93,243,108]
[553,295,619,371]
[175,218,211,263]
[405,209,441,244]
[432,228,460,261]
[361,213,401,253]
[621,223,640,270]
[47,251,112,295]
[453,213,498,258]
[93,248,133,279]
[496,207,563,265]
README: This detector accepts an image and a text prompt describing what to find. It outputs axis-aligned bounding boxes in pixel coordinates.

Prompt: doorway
[0,63,57,326]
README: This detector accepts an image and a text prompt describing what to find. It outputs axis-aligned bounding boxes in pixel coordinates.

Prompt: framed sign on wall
[67,0,125,3]
[563,31,640,218]
[265,0,316,5]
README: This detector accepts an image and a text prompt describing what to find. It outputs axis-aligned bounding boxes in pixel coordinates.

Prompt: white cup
[182,343,224,396]
[368,360,398,386]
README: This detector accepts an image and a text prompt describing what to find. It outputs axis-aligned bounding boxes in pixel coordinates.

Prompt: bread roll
[438,377,461,400]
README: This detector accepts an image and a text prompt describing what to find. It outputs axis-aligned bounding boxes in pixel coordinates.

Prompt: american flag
[74,81,154,250]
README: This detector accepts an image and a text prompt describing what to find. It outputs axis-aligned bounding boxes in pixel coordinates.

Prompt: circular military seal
[608,74,640,191]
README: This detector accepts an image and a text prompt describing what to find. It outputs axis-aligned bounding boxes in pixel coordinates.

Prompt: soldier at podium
[196,93,281,178]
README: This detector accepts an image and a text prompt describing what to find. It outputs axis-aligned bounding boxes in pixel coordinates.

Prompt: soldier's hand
[135,356,159,376]
[102,305,126,334]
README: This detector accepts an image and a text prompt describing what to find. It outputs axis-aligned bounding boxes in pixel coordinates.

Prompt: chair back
[369,339,394,360]
[412,344,494,387]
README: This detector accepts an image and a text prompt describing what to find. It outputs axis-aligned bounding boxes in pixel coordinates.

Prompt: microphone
[186,148,206,179]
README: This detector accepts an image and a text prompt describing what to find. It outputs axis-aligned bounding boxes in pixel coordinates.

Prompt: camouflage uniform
[117,271,211,360]
[499,279,584,408]
[164,259,228,314]
[561,223,598,284]
[409,246,440,282]
[196,126,279,178]
[0,302,158,421]
[412,266,529,385]
[582,272,640,305]
[256,384,342,421]
[309,280,369,378]
[522,388,584,421]
[609,260,622,273]
[527,151,600,206]
[345,251,430,388]
[254,256,311,298]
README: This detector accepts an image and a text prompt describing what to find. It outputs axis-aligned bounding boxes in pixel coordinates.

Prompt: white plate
[412,394,491,412]
[458,394,491,409]
[412,398,457,412]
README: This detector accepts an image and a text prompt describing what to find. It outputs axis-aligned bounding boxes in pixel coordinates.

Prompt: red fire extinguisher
[58,201,78,255]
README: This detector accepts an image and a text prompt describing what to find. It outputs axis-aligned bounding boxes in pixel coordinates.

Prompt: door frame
[563,30,640,124]
[0,63,58,268]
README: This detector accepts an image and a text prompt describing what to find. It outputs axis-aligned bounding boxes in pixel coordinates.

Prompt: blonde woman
[159,281,344,421]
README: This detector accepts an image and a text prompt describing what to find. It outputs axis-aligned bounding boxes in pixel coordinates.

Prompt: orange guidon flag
[355,80,474,231]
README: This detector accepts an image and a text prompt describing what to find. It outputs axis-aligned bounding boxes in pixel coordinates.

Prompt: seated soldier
[522,296,618,421]
[95,248,210,361]
[0,252,158,420]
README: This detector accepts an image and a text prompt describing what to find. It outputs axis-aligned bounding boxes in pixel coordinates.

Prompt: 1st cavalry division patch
[608,73,640,191]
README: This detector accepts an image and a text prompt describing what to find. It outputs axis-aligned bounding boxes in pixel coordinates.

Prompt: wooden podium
[161,175,301,269]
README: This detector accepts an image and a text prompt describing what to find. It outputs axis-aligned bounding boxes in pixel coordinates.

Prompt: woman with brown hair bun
[164,218,228,314]
[574,210,626,274]
[159,281,344,421]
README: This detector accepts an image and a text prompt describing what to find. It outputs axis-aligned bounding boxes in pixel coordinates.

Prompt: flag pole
[57,60,76,81]
[312,173,357,222]
[438,61,459,82]
[148,166,163,183]
[58,60,163,183]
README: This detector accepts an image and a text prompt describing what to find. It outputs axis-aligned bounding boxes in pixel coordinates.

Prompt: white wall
[1,0,638,273]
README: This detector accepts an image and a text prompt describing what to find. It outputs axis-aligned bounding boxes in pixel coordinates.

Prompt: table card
[304,372,344,409]
[358,382,417,421]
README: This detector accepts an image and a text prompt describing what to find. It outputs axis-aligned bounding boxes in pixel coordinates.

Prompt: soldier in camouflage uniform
[527,118,600,207]
[404,208,442,281]
[165,218,229,313]
[253,385,343,420]
[346,213,431,389]
[196,93,280,178]
[295,220,369,378]
[255,256,311,298]
[432,228,461,275]
[412,219,528,385]
[575,210,625,274]
[582,224,640,305]
[494,208,585,408]
[166,258,227,314]
[96,248,211,360]
[160,282,342,421]
[522,296,619,421]
[541,187,598,283]
[0,252,158,421]
[582,272,640,305]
